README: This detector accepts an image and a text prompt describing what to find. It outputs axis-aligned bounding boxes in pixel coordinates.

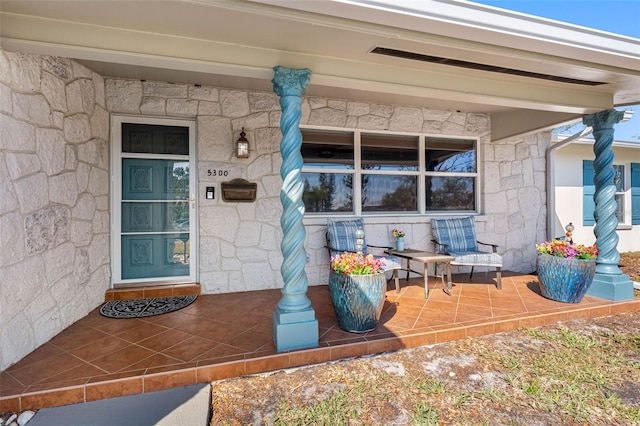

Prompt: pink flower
[330,252,385,275]
[536,239,598,260]
[392,228,405,238]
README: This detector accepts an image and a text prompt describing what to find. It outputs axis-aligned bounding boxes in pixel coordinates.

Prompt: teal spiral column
[271,66,319,351]
[583,109,634,301]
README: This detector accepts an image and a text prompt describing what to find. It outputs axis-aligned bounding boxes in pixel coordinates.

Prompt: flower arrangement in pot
[392,228,406,251]
[330,252,385,275]
[329,252,387,333]
[535,239,598,303]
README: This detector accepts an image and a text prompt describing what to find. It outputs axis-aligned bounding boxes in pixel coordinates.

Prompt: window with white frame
[583,161,640,226]
[300,128,478,215]
[613,164,627,224]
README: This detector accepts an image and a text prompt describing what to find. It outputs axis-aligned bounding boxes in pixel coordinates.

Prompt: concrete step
[27,384,211,426]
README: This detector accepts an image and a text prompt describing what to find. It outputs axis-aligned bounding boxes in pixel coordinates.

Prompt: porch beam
[584,109,634,301]
[271,65,319,352]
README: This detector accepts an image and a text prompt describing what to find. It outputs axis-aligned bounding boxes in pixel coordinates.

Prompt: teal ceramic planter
[536,253,596,303]
[328,270,387,333]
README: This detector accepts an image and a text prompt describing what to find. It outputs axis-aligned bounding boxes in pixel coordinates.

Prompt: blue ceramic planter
[536,253,596,303]
[328,270,387,333]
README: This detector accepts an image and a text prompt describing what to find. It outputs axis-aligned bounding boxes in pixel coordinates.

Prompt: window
[301,128,478,215]
[301,129,354,213]
[425,138,476,211]
[583,161,640,226]
[613,165,625,224]
[361,133,418,213]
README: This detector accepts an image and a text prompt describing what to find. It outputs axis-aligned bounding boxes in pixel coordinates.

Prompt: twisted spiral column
[583,109,624,275]
[272,66,312,313]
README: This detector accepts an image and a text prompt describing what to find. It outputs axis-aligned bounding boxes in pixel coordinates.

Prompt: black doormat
[99,295,197,319]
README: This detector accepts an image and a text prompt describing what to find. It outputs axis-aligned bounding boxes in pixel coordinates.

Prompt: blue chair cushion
[431,217,478,253]
[326,219,401,272]
[449,251,502,267]
[378,255,402,271]
[327,218,365,253]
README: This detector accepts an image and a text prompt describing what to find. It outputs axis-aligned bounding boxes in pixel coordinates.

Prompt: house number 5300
[207,169,229,177]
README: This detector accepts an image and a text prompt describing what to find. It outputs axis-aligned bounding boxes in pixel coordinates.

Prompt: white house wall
[554,143,640,252]
[0,48,550,369]
[105,76,548,294]
[0,50,111,370]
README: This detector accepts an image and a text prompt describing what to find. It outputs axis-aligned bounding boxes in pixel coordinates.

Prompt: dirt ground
[620,251,640,282]
[211,311,639,426]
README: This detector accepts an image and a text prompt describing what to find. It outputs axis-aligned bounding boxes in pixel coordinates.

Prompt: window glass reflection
[613,165,625,192]
[426,176,475,211]
[361,133,418,172]
[301,129,354,169]
[362,175,417,212]
[425,138,476,172]
[122,123,189,155]
[302,172,354,213]
[615,194,625,223]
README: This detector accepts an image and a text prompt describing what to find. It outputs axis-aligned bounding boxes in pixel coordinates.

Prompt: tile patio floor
[2,271,639,412]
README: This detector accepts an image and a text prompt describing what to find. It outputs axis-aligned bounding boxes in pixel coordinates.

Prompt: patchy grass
[211,313,640,425]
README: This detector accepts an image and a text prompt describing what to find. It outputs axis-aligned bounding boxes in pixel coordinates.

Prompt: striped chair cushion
[431,217,478,254]
[450,251,503,267]
[380,255,402,271]
[326,219,401,272]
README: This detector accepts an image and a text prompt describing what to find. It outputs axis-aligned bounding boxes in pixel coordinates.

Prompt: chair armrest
[431,239,449,254]
[477,241,499,253]
[367,244,393,250]
[326,245,357,256]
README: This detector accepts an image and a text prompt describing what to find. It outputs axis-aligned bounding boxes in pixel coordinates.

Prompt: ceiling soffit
[1,0,637,121]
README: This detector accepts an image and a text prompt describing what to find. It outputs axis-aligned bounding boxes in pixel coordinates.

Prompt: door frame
[110,115,198,287]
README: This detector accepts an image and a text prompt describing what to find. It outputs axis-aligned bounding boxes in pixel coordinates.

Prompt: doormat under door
[100,295,197,318]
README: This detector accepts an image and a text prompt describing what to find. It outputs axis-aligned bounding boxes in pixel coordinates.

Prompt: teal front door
[112,117,196,285]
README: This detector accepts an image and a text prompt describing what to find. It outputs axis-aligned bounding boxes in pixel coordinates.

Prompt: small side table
[386,249,455,298]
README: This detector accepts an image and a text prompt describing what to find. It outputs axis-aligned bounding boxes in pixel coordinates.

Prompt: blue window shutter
[583,160,595,226]
[632,163,640,225]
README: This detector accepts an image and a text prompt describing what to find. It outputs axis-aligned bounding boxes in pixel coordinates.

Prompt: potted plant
[392,228,406,251]
[535,239,598,303]
[328,252,387,332]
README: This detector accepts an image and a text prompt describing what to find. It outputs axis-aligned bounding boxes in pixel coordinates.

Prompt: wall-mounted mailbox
[221,178,257,202]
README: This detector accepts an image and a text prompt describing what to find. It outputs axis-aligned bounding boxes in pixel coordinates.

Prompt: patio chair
[326,218,402,292]
[430,216,502,289]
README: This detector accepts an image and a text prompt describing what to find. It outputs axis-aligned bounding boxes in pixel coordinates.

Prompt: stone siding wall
[0,50,110,370]
[106,77,548,293]
[482,132,548,274]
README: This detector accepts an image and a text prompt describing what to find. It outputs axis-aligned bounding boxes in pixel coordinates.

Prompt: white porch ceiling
[1,0,638,141]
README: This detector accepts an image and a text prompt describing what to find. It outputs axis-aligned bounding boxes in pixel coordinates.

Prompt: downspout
[546,126,593,240]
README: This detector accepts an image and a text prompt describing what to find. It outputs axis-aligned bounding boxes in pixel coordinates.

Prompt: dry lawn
[211,312,640,425]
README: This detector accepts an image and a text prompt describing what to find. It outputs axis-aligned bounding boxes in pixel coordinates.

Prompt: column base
[587,273,635,301]
[272,306,319,352]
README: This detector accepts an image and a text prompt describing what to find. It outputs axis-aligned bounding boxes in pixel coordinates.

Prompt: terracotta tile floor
[2,271,639,412]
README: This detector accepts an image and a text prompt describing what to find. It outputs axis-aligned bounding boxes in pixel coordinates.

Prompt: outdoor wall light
[236,128,249,158]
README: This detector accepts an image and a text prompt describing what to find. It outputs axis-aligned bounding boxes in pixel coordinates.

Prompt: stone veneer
[106,77,548,295]
[0,49,550,369]
[0,50,110,370]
